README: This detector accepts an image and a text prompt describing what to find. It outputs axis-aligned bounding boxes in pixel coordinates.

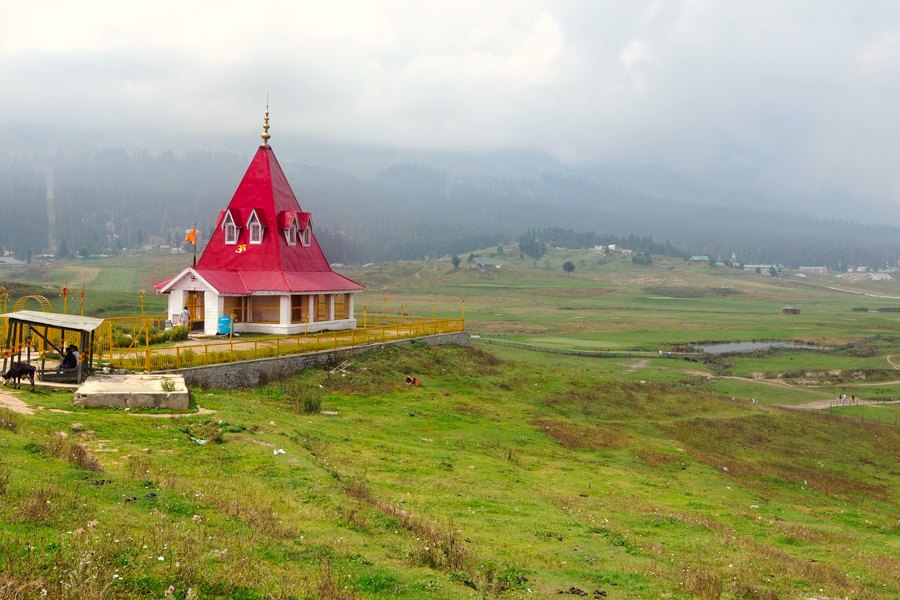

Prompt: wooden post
[40,326,48,379]
[2,320,11,373]
[77,332,85,384]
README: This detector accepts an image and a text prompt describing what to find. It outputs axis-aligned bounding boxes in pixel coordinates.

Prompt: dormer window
[300,227,311,247]
[222,211,239,245]
[284,224,297,246]
[248,210,265,245]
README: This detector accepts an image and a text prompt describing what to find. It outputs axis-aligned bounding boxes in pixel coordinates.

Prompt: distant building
[838,272,894,282]
[782,305,800,314]
[689,256,710,264]
[799,266,827,275]
[743,264,774,271]
[468,257,494,269]
[621,249,634,256]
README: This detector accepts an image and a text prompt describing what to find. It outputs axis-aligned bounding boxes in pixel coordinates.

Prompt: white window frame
[223,212,238,245]
[300,227,311,247]
[284,224,297,246]
[248,211,264,245]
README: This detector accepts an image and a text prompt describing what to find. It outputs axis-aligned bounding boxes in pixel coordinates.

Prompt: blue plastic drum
[218,316,233,335]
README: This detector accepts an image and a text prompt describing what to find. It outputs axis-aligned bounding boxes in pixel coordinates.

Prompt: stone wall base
[163,332,469,389]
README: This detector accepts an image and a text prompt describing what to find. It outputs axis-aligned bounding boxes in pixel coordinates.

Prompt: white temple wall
[204,291,222,336]
[167,290,187,324]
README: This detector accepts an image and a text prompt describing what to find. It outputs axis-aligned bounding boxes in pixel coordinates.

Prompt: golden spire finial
[260,99,271,147]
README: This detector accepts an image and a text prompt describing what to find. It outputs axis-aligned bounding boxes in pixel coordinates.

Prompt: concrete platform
[74,374,189,410]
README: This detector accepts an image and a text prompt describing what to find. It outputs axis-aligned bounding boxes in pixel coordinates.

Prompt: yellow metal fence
[0,314,464,372]
[103,317,463,372]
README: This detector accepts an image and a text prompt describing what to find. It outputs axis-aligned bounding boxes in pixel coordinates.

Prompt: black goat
[2,362,36,392]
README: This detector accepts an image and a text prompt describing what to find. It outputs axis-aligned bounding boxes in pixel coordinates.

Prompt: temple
[154,109,364,335]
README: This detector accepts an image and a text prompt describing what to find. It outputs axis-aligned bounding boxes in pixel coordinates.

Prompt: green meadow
[1,251,900,598]
[2,344,900,599]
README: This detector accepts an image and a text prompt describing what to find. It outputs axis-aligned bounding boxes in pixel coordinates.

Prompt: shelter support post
[2,320,11,373]
[40,326,48,379]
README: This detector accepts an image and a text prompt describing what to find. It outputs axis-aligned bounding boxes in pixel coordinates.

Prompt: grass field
[2,344,900,599]
[2,250,900,598]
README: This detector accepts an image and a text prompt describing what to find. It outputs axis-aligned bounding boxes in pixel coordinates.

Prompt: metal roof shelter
[1,311,104,384]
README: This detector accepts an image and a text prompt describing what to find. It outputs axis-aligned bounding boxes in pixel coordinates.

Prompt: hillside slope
[1,344,898,599]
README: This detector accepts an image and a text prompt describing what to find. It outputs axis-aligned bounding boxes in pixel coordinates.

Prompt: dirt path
[625,359,650,373]
[0,392,34,415]
[721,375,798,389]
[781,398,900,410]
[886,355,900,370]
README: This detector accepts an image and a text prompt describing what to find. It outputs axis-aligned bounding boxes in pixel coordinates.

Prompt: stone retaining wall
[163,332,469,389]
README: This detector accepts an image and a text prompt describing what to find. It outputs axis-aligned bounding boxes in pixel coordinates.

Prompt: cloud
[3,1,900,198]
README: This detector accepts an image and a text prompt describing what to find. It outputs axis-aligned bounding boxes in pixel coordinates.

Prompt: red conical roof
[158,145,363,295]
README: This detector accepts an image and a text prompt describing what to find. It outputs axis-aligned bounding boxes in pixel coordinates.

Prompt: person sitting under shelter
[57,345,78,373]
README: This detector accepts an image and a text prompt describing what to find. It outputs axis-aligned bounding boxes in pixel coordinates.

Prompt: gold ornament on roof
[260,102,271,147]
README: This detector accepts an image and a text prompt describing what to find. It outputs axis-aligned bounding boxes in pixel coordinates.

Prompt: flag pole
[193,222,197,267]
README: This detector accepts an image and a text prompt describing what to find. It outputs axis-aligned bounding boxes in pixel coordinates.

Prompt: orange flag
[185,228,197,245]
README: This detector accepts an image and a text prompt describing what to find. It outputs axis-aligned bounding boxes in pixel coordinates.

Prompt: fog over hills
[1,127,900,271]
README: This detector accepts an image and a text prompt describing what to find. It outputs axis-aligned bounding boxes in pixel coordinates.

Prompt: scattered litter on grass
[273,448,285,455]
[330,360,353,374]
[405,375,420,386]
[320,411,338,415]
[191,438,208,445]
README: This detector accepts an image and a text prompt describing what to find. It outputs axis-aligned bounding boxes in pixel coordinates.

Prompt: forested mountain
[1,147,900,271]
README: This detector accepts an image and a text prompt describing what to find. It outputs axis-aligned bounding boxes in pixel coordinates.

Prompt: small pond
[696,341,829,354]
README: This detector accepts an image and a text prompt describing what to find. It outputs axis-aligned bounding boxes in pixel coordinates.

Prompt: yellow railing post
[254,340,258,360]
[176,346,180,369]
[276,338,280,357]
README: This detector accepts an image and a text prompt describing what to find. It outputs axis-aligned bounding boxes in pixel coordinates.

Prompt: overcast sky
[3,1,900,199]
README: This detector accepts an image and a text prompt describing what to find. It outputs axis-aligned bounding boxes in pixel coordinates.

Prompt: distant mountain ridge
[1,125,899,269]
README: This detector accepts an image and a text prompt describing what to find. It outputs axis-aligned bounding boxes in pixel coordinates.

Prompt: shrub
[0,459,9,495]
[0,408,19,433]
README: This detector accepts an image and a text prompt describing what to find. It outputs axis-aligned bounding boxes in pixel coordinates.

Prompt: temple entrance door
[186,291,205,332]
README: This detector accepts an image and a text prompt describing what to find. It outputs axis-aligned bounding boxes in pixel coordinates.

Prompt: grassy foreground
[1,343,899,599]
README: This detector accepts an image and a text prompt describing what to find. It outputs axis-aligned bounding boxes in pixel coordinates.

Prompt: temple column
[279,295,290,327]
[203,291,221,336]
[329,294,335,321]
[348,294,355,320]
